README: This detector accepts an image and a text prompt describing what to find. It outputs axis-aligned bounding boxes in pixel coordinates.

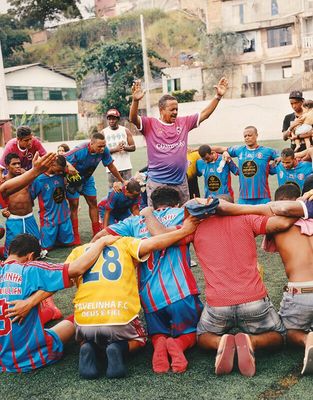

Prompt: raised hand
[33,152,57,173]
[214,77,229,97]
[131,80,145,101]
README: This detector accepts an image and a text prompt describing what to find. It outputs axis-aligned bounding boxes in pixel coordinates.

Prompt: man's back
[274,224,313,282]
[193,214,268,306]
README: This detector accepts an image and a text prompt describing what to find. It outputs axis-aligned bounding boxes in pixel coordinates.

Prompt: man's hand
[222,151,231,162]
[301,189,313,202]
[97,235,119,247]
[5,298,34,324]
[131,80,145,101]
[66,162,78,176]
[2,208,10,218]
[140,206,154,217]
[214,77,229,97]
[33,152,57,173]
[112,181,123,192]
[181,215,201,234]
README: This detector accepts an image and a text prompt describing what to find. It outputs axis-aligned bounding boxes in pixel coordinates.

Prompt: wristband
[215,94,222,100]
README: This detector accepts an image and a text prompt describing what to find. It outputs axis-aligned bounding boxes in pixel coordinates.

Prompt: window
[63,88,77,100]
[232,4,244,24]
[33,88,43,100]
[242,32,256,53]
[49,90,63,100]
[12,88,28,100]
[167,78,181,92]
[271,0,278,16]
[267,26,292,48]
[305,59,313,72]
[282,65,292,79]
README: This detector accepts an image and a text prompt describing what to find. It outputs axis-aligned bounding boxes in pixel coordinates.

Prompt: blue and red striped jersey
[65,142,113,179]
[98,187,141,220]
[196,155,239,199]
[107,207,200,314]
[0,260,70,372]
[228,145,279,200]
[30,174,70,226]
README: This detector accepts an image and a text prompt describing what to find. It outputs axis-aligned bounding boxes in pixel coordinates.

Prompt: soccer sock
[39,296,63,322]
[151,334,170,374]
[92,221,102,236]
[39,303,54,325]
[79,342,99,379]
[106,341,128,379]
[166,333,196,374]
[71,218,81,244]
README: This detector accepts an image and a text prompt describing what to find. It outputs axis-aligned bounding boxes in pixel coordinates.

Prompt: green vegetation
[0,14,30,63]
[172,89,198,103]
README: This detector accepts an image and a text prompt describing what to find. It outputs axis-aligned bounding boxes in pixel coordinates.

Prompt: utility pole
[0,41,9,120]
[140,14,151,115]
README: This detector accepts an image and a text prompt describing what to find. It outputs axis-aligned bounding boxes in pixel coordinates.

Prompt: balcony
[303,35,313,48]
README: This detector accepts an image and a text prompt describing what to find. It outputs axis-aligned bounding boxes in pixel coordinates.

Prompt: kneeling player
[66,215,198,379]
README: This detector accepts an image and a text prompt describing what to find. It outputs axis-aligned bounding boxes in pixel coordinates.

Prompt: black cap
[289,90,304,100]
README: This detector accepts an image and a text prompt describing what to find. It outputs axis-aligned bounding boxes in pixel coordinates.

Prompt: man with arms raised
[129,78,228,205]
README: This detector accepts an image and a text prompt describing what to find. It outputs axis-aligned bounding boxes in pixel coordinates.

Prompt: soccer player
[93,187,203,374]
[196,144,239,199]
[269,148,312,192]
[98,179,141,227]
[212,126,279,204]
[129,77,228,205]
[65,132,126,243]
[101,108,136,188]
[1,153,40,257]
[30,155,74,251]
[66,214,198,379]
[0,126,46,179]
[0,233,120,372]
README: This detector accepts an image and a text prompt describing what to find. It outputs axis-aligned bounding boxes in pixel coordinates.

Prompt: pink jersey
[188,214,269,307]
[0,138,46,171]
[140,114,199,184]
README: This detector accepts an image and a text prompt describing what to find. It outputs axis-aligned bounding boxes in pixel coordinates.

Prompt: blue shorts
[144,295,203,337]
[40,218,74,250]
[197,297,286,336]
[303,200,313,219]
[5,213,40,256]
[279,291,313,331]
[238,198,271,205]
[66,176,97,200]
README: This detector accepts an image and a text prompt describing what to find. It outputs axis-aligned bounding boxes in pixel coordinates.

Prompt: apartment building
[207,0,313,97]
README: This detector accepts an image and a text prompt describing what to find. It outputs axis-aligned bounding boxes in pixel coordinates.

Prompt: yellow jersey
[187,150,201,179]
[66,237,149,326]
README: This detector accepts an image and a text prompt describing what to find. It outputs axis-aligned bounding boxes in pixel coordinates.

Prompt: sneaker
[106,342,127,379]
[79,342,99,379]
[302,331,313,374]
[235,333,256,377]
[215,334,236,375]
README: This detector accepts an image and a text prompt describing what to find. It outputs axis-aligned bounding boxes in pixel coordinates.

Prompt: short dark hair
[58,143,70,152]
[91,132,104,141]
[126,179,141,193]
[281,148,295,158]
[158,94,177,110]
[16,126,32,139]
[244,126,258,134]
[4,153,20,167]
[151,186,181,209]
[8,234,41,259]
[302,175,313,195]
[198,144,212,158]
[56,155,66,169]
[303,100,313,109]
[275,183,300,200]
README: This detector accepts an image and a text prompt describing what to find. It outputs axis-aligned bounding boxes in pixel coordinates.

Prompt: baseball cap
[106,109,120,118]
[289,90,304,100]
[184,198,220,219]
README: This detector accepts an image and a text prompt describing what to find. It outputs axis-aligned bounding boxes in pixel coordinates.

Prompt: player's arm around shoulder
[138,215,199,258]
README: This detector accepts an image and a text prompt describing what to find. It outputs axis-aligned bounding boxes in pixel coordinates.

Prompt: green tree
[8,0,82,29]
[200,29,243,95]
[0,14,30,64]
[77,40,167,116]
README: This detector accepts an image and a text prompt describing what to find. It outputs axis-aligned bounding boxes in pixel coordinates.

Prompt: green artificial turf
[2,140,313,400]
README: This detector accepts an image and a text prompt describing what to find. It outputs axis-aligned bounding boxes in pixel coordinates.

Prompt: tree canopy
[0,14,30,63]
[77,40,167,116]
[8,0,82,29]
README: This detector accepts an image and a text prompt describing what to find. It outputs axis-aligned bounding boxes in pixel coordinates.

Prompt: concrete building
[4,63,78,142]
[206,0,313,97]
[162,66,206,100]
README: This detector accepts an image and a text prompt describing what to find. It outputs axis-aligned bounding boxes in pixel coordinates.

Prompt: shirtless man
[2,153,40,256]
